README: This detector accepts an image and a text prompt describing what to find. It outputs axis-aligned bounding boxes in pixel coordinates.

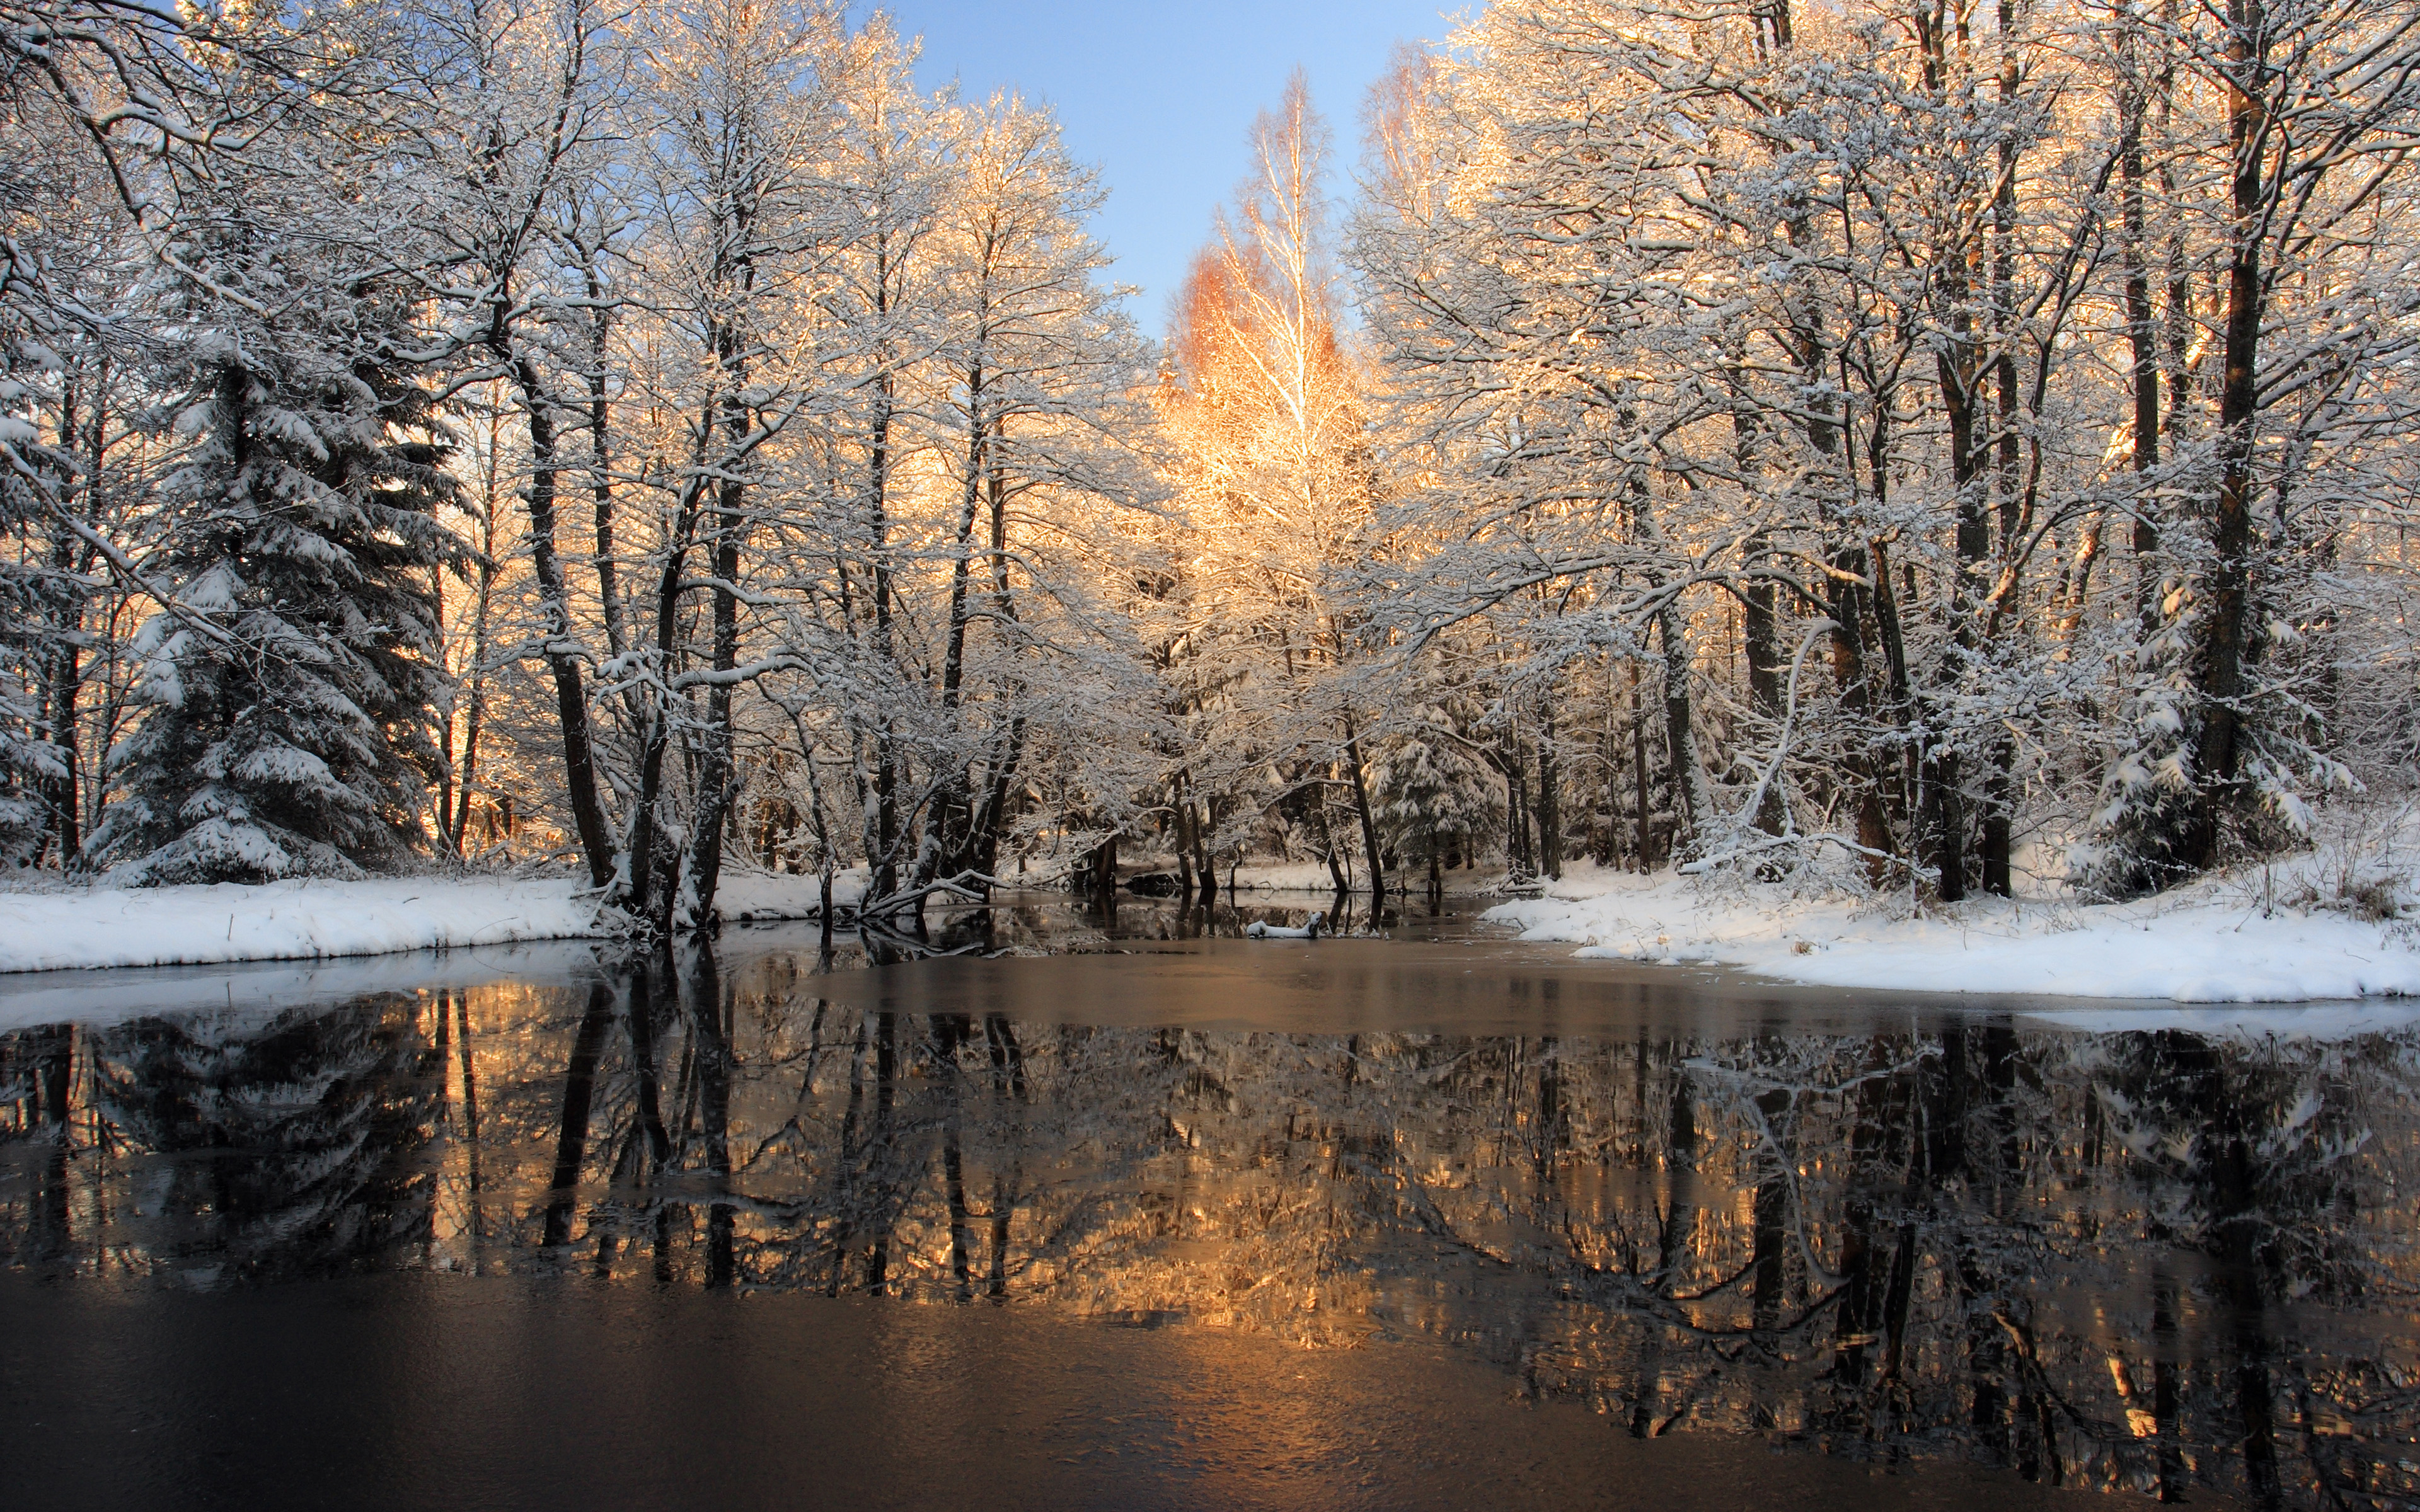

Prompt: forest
[8,0,2420,932]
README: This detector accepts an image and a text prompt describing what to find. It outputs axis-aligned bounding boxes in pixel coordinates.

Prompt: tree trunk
[44,638,79,867]
[973,716,1027,877]
[1927,333,1988,903]
[626,417,710,930]
[449,512,496,857]
[868,239,902,903]
[1630,660,1654,872]
[1981,733,2016,898]
[2194,0,2269,867]
[1504,738,1531,876]
[1537,709,1564,880]
[1196,797,1217,905]
[1657,607,1715,856]
[1743,546,1787,840]
[1342,711,1387,898]
[1313,781,1349,894]
[583,259,629,668]
[686,472,742,931]
[2121,25,2165,639]
[1826,547,1894,885]
[507,353,617,890]
[932,367,988,883]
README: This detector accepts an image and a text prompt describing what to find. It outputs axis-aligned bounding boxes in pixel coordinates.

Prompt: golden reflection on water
[4,942,2417,1509]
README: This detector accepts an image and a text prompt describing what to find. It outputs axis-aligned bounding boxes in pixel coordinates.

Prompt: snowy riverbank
[1483,860,2420,1002]
[716,868,872,922]
[5,850,2413,1004]
[0,868,882,975]
[0,877,612,974]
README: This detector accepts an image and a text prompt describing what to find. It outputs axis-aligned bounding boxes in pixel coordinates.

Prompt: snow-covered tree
[96,108,462,882]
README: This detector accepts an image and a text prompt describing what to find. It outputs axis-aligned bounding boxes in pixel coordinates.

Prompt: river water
[3,892,2414,1509]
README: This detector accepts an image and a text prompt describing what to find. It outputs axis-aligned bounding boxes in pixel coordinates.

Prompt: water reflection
[4,919,2415,1510]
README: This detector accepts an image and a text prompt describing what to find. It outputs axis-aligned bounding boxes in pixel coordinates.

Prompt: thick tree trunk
[1826,548,1894,884]
[972,716,1027,877]
[1732,360,1787,842]
[583,263,629,668]
[1196,796,1217,905]
[1175,794,1196,900]
[2121,31,2165,639]
[1656,606,1715,855]
[942,375,984,713]
[626,416,710,930]
[40,389,86,869]
[507,357,617,890]
[686,476,742,931]
[1979,60,2024,903]
[684,278,754,931]
[1927,338,1989,903]
[2194,0,2269,868]
[1981,733,2016,898]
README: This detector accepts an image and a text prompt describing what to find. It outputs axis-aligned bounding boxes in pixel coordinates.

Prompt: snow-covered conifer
[98,200,460,882]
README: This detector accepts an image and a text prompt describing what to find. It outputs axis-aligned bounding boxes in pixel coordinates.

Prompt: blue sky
[858,1,1458,336]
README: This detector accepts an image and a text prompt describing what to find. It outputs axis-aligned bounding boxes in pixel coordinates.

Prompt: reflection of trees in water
[8,973,2420,1509]
[0,993,446,1278]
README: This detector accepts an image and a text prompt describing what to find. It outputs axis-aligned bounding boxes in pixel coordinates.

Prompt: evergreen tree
[96,248,460,883]
[1372,697,1503,882]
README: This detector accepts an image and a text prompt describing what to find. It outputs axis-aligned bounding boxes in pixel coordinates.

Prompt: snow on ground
[0,867,895,976]
[1096,857,1351,892]
[1228,860,1349,891]
[1227,859,1475,892]
[0,876,610,975]
[1484,859,2420,1002]
[715,867,870,922]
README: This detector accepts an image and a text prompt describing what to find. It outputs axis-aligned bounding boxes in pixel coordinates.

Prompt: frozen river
[2,892,2406,1509]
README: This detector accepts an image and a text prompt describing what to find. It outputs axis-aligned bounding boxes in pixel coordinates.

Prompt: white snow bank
[715,867,869,922]
[0,877,609,975]
[1230,861,1340,892]
[1484,861,2420,1002]
[1227,861,1371,892]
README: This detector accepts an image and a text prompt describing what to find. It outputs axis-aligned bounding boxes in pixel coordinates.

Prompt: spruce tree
[97,257,461,884]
